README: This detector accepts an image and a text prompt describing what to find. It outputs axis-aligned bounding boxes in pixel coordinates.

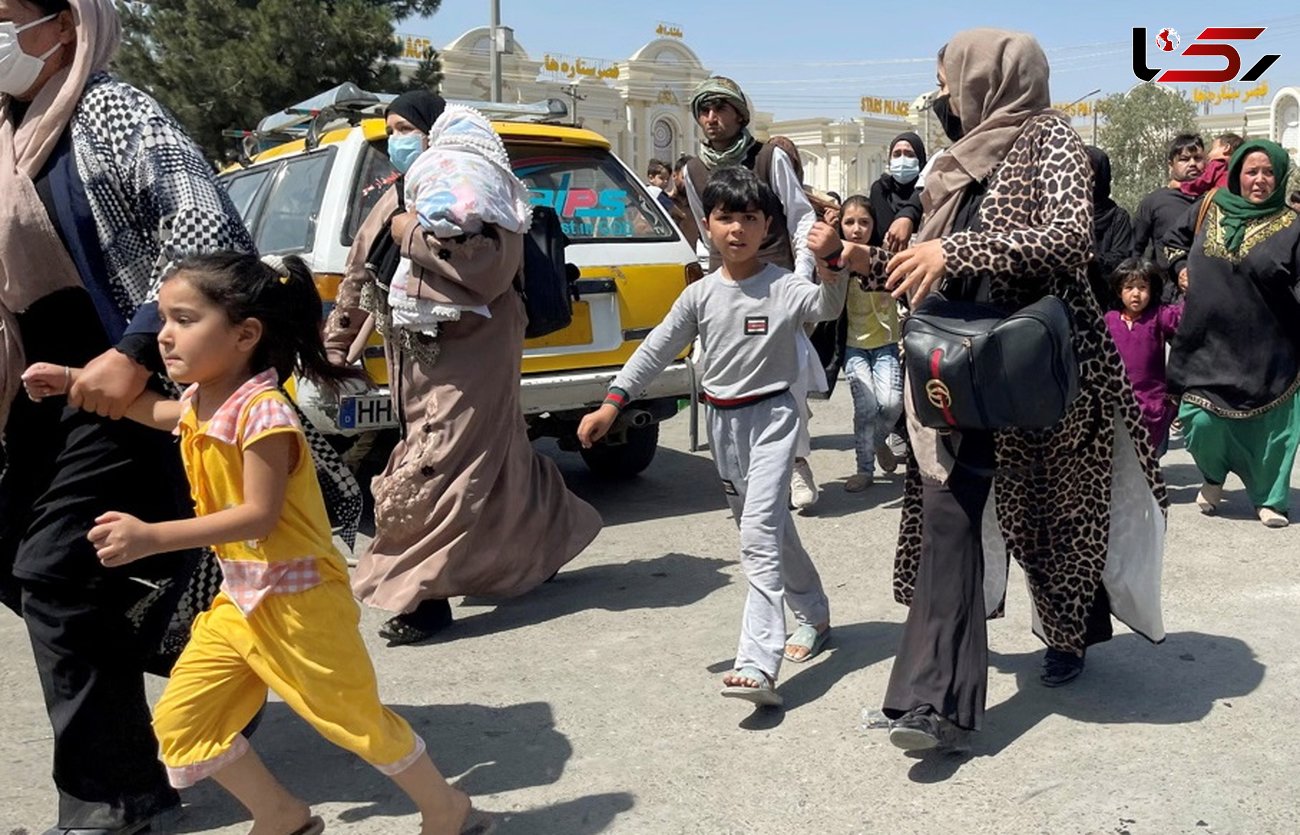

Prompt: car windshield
[508,143,677,242]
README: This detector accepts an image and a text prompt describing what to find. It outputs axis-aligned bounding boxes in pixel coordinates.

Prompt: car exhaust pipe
[622,409,654,429]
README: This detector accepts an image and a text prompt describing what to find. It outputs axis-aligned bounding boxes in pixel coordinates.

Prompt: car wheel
[579,423,659,479]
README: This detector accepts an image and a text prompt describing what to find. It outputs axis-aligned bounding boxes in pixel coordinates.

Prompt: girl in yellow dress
[23,253,490,835]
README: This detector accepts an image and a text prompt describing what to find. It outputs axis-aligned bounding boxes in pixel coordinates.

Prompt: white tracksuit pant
[708,391,830,680]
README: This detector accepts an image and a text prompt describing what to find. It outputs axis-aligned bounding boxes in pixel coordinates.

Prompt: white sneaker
[1259,508,1289,528]
[845,472,873,492]
[790,459,819,510]
[1196,483,1223,514]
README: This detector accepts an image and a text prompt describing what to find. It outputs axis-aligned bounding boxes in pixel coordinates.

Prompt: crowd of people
[2,1,1297,833]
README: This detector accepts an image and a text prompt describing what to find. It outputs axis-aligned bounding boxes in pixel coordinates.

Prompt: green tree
[1096,83,1200,214]
[400,46,443,94]
[114,0,442,158]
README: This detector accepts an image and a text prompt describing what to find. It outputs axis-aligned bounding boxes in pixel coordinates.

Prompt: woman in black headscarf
[323,89,447,642]
[1086,145,1134,310]
[868,131,927,250]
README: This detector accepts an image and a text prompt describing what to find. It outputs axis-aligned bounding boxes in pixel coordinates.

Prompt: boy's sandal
[720,666,783,707]
[289,816,325,835]
[783,624,831,663]
[461,808,497,835]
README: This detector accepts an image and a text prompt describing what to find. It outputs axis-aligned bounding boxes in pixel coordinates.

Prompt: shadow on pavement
[802,475,905,519]
[903,630,1264,783]
[451,553,734,640]
[494,791,636,834]
[170,700,576,832]
[559,447,729,527]
[711,620,904,730]
[778,620,903,713]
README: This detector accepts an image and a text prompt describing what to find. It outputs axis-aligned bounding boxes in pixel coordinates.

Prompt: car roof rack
[225,84,571,161]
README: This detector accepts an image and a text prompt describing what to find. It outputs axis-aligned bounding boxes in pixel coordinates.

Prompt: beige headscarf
[0,0,121,434]
[917,29,1054,243]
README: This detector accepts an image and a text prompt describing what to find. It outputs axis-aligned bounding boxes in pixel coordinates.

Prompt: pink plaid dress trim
[165,733,250,788]
[174,369,281,442]
[219,557,323,615]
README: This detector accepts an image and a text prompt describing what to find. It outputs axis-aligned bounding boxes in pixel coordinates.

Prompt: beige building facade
[398,27,713,179]
[400,30,1300,193]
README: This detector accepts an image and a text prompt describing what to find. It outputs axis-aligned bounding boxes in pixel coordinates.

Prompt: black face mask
[932,94,964,142]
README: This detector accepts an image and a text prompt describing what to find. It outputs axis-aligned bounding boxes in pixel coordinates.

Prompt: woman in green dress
[1165,139,1300,528]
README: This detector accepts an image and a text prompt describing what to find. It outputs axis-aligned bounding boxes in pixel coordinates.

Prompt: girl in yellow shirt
[24,253,490,835]
[839,197,904,492]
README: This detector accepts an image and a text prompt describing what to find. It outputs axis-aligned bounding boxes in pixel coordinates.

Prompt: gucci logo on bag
[925,379,952,410]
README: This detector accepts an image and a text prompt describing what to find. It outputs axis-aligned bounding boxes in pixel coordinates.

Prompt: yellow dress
[151,370,422,787]
[845,283,900,350]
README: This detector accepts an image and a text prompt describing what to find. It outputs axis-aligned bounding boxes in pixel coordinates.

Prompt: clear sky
[404,1,1300,121]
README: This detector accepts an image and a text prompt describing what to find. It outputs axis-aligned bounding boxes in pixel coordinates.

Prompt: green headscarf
[1211,139,1291,252]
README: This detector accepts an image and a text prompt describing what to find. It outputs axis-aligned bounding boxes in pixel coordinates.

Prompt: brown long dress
[327,194,602,613]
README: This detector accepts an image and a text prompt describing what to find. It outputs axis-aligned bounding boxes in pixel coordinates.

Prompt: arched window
[653,118,676,163]
[1278,95,1300,154]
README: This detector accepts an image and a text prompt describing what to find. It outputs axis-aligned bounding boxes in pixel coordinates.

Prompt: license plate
[338,393,395,430]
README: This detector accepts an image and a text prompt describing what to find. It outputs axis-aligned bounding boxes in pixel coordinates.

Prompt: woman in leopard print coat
[809,29,1166,748]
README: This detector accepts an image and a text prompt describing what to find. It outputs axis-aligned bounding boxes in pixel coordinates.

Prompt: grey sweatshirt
[612,263,848,401]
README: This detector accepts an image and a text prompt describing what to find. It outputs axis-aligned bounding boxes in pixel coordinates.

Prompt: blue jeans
[844,344,903,474]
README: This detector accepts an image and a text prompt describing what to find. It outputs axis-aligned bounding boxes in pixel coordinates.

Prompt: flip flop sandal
[720,666,783,707]
[783,624,831,663]
[460,808,497,835]
[289,816,325,835]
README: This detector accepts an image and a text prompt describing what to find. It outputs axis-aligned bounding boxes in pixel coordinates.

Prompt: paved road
[3,388,1297,834]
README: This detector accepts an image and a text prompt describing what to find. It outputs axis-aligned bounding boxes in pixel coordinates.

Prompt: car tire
[579,423,659,479]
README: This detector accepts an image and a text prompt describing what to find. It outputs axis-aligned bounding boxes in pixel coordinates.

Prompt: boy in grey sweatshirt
[578,167,847,707]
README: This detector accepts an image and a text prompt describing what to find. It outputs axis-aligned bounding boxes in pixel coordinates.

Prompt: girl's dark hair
[30,0,71,13]
[166,252,365,390]
[701,166,777,217]
[1110,256,1163,301]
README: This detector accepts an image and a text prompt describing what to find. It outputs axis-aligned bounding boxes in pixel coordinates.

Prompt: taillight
[685,262,704,285]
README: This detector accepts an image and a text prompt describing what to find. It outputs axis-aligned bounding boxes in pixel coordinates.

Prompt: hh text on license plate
[339,394,395,430]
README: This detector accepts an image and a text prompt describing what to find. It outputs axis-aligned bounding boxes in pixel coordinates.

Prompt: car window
[508,144,677,242]
[221,167,273,223]
[344,139,400,247]
[253,149,335,255]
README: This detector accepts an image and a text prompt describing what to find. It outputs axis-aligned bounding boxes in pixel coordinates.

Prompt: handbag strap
[1194,188,1218,237]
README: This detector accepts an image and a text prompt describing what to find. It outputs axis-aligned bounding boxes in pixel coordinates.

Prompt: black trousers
[883,430,995,731]
[1,290,192,828]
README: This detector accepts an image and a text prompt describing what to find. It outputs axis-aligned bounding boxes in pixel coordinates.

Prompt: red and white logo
[1155,28,1180,53]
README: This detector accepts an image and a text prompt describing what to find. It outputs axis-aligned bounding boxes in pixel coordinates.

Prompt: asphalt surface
[2,387,1298,834]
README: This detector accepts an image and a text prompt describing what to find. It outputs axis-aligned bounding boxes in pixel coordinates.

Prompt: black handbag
[901,292,1079,430]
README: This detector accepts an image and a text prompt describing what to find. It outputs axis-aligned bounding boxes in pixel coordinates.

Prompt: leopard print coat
[859,113,1167,654]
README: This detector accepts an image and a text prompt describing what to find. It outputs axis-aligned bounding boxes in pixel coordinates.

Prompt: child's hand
[822,206,840,226]
[884,217,915,252]
[21,363,78,401]
[577,404,619,449]
[807,222,842,258]
[1178,268,1189,292]
[88,511,158,567]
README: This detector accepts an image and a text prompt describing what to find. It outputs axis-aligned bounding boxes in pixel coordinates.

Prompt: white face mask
[0,14,61,98]
[889,156,920,184]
